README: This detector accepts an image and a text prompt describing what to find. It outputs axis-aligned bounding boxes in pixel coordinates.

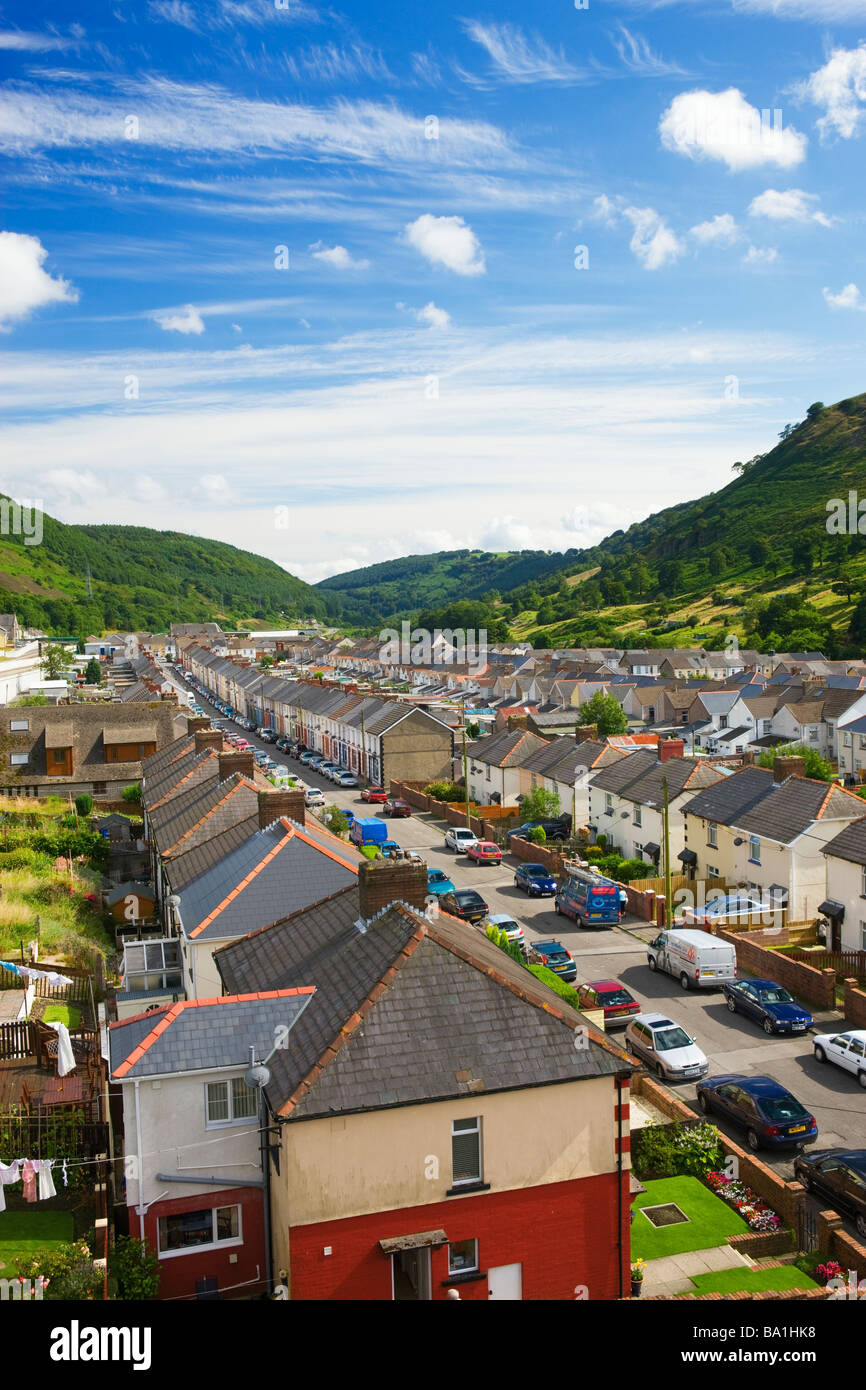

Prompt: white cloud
[405,214,486,276]
[622,206,684,269]
[153,304,205,334]
[610,25,687,77]
[131,474,167,503]
[798,44,866,141]
[823,282,864,310]
[591,194,620,226]
[690,213,741,245]
[416,301,451,329]
[479,516,537,549]
[148,1,200,29]
[744,245,778,265]
[0,30,81,51]
[231,323,242,333]
[748,188,832,226]
[197,474,232,504]
[659,89,807,170]
[0,231,78,329]
[45,468,101,504]
[309,242,370,270]
[461,20,587,85]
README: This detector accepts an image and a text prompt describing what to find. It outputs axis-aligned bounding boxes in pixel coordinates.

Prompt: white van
[646,928,737,990]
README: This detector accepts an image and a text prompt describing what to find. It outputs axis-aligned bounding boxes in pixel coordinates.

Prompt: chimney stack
[187,716,211,732]
[773,755,806,784]
[659,737,685,764]
[357,859,429,920]
[194,729,224,753]
[218,750,256,781]
[258,788,304,829]
[575,724,598,745]
[507,714,529,731]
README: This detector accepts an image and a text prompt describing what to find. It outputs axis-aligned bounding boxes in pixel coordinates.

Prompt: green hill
[0,507,346,636]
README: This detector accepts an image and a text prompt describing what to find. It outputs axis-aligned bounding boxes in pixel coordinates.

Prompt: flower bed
[706,1170,781,1232]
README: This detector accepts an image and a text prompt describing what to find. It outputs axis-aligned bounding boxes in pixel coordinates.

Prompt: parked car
[318,763,339,779]
[336,772,358,788]
[444,827,478,854]
[349,817,389,849]
[308,756,326,769]
[361,786,388,803]
[514,863,557,896]
[794,1149,866,1238]
[625,1012,709,1080]
[441,889,489,924]
[299,752,316,765]
[466,840,502,865]
[507,818,570,845]
[235,739,250,751]
[812,1030,866,1087]
[257,728,276,743]
[384,798,412,817]
[484,912,525,954]
[576,980,641,1029]
[275,736,292,752]
[696,1074,818,1151]
[646,929,737,990]
[427,869,455,897]
[379,839,402,856]
[723,979,813,1036]
[681,892,771,928]
[556,872,620,927]
[527,939,577,982]
[304,789,325,807]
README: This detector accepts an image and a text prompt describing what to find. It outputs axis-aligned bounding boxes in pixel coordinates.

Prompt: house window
[861,922,866,952]
[9,720,28,731]
[122,938,181,992]
[52,749,66,765]
[10,753,28,766]
[708,865,720,878]
[845,733,853,747]
[605,794,613,816]
[451,1117,482,1187]
[633,805,642,827]
[157,1204,241,1256]
[707,824,718,848]
[92,782,107,795]
[448,1239,479,1275]
[205,1078,257,1127]
[809,728,818,742]
[860,736,866,751]
[861,866,866,899]
[749,836,761,865]
[720,715,728,729]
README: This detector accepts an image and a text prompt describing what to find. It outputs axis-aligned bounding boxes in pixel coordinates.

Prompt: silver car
[624,1012,709,1082]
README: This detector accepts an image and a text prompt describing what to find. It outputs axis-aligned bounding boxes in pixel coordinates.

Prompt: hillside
[0,507,347,636]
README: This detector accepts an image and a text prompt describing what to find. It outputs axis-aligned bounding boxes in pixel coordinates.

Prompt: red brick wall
[139,1186,265,1301]
[844,978,866,1029]
[819,1209,866,1280]
[289,1171,631,1301]
[713,926,836,1009]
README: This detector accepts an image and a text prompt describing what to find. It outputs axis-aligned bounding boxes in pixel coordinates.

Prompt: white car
[624,1012,709,1082]
[336,772,358,787]
[304,789,326,807]
[444,827,478,853]
[813,1030,866,1087]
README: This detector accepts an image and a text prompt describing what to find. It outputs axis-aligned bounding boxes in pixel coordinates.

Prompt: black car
[696,1073,818,1151]
[723,978,813,1036]
[440,889,489,925]
[794,1148,866,1239]
[508,817,571,844]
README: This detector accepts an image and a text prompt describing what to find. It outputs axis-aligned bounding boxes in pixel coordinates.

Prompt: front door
[392,1248,432,1301]
[487,1263,522,1300]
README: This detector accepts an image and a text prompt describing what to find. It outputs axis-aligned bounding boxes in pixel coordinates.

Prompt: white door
[488,1263,522,1300]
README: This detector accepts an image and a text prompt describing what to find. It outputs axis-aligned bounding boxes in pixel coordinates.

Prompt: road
[165,663,866,1236]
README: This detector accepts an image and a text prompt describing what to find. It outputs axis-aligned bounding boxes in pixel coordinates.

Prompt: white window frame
[451,1116,482,1188]
[157,1203,243,1259]
[9,720,28,731]
[9,753,29,766]
[707,824,718,848]
[633,805,642,827]
[448,1238,479,1275]
[861,866,866,899]
[205,1076,258,1129]
[861,922,866,953]
[748,836,761,865]
[708,865,720,878]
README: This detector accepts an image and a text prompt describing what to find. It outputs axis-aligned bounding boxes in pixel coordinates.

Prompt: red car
[361,786,388,803]
[384,799,412,817]
[465,840,502,865]
[576,980,641,1030]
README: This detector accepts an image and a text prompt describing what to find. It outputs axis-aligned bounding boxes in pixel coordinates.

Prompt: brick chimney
[258,788,304,829]
[187,716,211,732]
[659,737,685,764]
[194,729,224,753]
[575,724,598,744]
[357,859,429,920]
[773,755,806,784]
[507,714,529,731]
[218,750,256,780]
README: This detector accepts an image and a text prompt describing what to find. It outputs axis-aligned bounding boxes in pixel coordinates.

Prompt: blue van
[555,872,621,928]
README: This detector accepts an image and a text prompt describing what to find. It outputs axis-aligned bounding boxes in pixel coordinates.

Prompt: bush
[632,1121,723,1179]
[425,780,465,802]
[110,1237,161,1300]
[121,783,142,804]
[527,963,581,1010]
[0,848,52,871]
[359,845,378,860]
[528,826,547,845]
[16,1239,102,1300]
[322,805,349,837]
[617,858,653,882]
[74,794,93,818]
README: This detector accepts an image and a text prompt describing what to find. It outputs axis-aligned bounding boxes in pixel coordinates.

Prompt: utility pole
[663,775,673,927]
[359,707,366,781]
[462,709,471,829]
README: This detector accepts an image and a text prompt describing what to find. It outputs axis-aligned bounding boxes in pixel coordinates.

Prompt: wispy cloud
[153,304,205,335]
[0,28,84,52]
[622,206,684,269]
[460,20,590,86]
[823,282,865,310]
[743,245,778,265]
[610,24,689,77]
[690,213,741,245]
[310,242,370,270]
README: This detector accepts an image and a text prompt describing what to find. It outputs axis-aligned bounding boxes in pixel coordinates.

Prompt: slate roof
[589,749,723,803]
[164,817,261,893]
[521,736,624,780]
[109,990,315,1080]
[143,748,220,811]
[176,818,359,942]
[684,765,865,843]
[216,897,629,1119]
[151,774,259,859]
[467,728,549,768]
[823,817,866,865]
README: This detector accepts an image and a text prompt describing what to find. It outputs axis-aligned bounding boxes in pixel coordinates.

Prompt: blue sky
[1,0,865,583]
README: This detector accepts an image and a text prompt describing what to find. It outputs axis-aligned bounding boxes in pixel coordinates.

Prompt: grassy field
[679,1265,819,1296]
[631,1177,749,1260]
[0,1211,74,1279]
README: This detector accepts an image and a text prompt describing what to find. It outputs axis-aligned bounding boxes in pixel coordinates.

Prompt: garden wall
[711,926,836,1009]
[843,977,866,1029]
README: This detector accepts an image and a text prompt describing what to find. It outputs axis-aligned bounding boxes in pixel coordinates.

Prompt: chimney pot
[194,729,223,753]
[187,716,211,732]
[257,788,304,829]
[575,724,598,745]
[357,859,429,920]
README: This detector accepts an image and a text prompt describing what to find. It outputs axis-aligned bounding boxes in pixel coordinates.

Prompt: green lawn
[41,1003,82,1029]
[0,1211,74,1279]
[679,1266,819,1297]
[631,1177,749,1260]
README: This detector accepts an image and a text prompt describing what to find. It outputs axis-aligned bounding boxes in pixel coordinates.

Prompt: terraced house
[1,702,184,799]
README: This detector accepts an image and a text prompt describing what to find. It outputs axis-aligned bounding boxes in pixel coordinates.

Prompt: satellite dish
[245,1061,271,1090]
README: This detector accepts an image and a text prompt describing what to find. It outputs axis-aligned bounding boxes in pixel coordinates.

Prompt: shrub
[527,963,581,1010]
[632,1121,723,1179]
[75,794,93,817]
[322,805,349,837]
[425,780,465,802]
[0,848,52,871]
[16,1239,102,1300]
[528,826,547,845]
[121,783,142,804]
[617,857,653,882]
[110,1237,161,1300]
[359,845,378,860]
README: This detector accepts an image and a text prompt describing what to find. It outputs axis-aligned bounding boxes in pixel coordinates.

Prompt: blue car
[514,863,557,897]
[696,1074,818,1151]
[723,979,813,1036]
[528,939,577,982]
[427,869,455,897]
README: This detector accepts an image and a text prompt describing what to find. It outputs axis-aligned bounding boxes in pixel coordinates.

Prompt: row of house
[0,702,185,798]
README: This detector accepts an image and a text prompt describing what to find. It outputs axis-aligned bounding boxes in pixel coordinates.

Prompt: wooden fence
[0,962,94,1005]
[0,1020,33,1061]
[787,947,866,982]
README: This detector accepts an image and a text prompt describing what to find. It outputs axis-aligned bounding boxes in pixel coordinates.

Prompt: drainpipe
[133,1077,145,1241]
[616,1071,626,1301]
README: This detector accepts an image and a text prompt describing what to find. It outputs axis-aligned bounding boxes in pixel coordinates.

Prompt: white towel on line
[47,1020,76,1076]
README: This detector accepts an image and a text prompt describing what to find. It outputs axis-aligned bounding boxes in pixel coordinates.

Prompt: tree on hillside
[577,691,628,737]
[748,538,770,567]
[657,560,684,593]
[806,402,825,419]
[756,743,832,781]
[40,645,69,680]
[791,538,814,573]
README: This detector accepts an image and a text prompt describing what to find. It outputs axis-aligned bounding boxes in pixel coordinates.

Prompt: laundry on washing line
[0,1159,58,1211]
[0,960,73,986]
